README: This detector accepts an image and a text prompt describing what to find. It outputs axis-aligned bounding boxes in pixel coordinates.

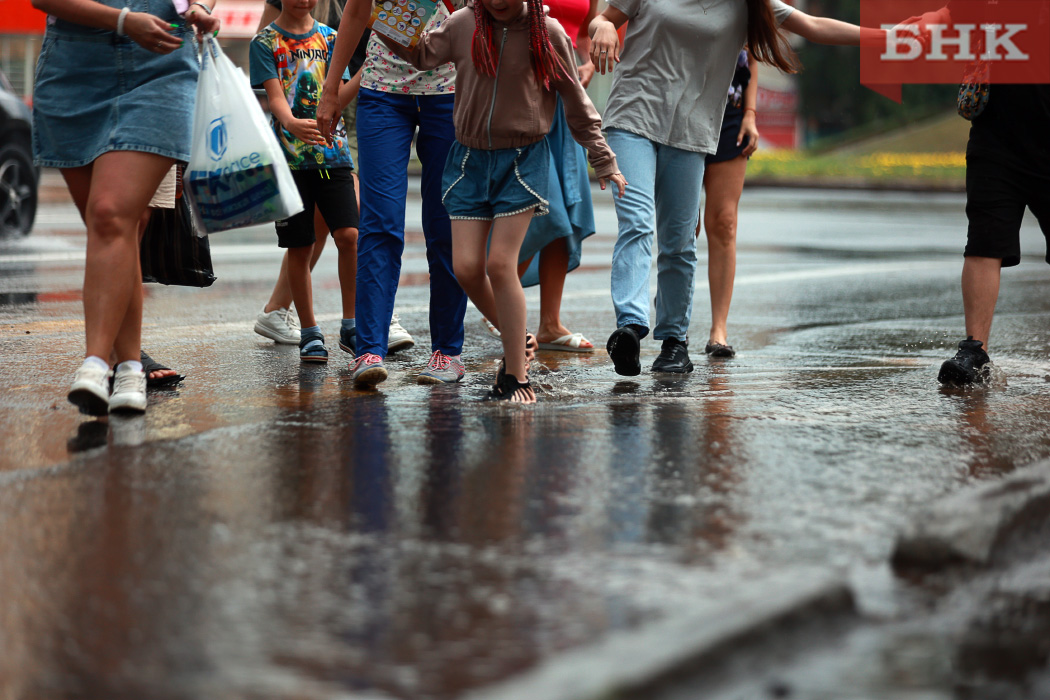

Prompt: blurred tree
[796,0,956,147]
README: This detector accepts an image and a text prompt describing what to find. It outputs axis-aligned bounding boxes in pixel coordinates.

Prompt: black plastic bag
[140,170,216,288]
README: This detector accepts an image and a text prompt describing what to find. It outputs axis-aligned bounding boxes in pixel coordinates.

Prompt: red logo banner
[860,0,1050,101]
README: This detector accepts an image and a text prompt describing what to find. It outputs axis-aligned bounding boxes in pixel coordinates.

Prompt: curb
[893,459,1050,568]
[461,570,855,700]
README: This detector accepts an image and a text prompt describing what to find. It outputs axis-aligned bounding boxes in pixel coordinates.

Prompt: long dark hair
[471,0,568,89]
[746,0,799,73]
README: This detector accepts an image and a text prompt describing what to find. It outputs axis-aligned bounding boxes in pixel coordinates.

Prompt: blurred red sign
[0,0,47,34]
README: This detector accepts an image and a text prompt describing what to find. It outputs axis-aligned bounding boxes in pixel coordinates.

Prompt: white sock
[83,355,109,372]
[116,360,144,374]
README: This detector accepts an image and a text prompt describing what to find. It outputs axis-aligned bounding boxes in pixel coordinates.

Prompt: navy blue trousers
[355,89,466,357]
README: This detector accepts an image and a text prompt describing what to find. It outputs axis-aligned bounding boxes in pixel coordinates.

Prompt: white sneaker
[68,360,110,416]
[388,313,415,353]
[109,365,147,413]
[255,307,301,344]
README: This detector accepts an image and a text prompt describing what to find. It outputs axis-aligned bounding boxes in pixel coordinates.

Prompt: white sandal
[537,332,595,353]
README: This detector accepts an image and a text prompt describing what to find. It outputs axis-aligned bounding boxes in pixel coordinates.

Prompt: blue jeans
[606,129,706,341]
[356,89,467,358]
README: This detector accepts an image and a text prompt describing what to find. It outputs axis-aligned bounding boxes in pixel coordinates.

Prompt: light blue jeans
[607,129,706,341]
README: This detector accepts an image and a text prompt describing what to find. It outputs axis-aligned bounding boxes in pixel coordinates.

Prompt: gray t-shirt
[603,0,794,154]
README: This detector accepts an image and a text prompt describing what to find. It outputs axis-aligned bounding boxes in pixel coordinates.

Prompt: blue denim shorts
[33,2,199,168]
[441,139,550,221]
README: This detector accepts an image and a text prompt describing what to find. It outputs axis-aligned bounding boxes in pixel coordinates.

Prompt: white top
[361,1,457,95]
[603,0,794,153]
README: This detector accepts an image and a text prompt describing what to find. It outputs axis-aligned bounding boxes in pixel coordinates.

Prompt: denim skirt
[33,1,199,168]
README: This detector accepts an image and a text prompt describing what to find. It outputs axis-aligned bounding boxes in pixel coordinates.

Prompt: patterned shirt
[360,0,459,95]
[250,21,353,170]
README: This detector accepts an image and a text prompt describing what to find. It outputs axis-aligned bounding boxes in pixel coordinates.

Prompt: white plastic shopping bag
[185,37,303,234]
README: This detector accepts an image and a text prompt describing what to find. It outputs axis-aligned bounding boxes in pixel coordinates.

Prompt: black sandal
[488,370,535,403]
[141,351,185,389]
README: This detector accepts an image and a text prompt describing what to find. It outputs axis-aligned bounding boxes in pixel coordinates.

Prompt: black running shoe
[607,326,643,376]
[938,336,990,385]
[652,338,693,374]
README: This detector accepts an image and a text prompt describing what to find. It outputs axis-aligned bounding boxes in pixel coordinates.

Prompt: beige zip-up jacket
[394,5,619,178]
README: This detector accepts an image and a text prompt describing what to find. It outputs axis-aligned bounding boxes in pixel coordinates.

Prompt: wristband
[116,6,130,35]
[744,107,757,115]
[188,2,212,14]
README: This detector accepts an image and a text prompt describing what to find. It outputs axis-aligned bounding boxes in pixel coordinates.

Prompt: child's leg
[488,210,534,383]
[356,89,415,358]
[450,219,500,323]
[416,94,467,357]
[332,226,358,320]
[286,243,317,329]
[264,208,329,313]
[276,172,319,330]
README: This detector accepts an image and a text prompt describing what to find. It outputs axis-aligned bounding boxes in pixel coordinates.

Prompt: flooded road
[1,185,1049,699]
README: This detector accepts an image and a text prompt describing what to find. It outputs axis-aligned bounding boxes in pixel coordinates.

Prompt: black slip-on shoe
[607,326,642,376]
[652,338,694,374]
[938,336,990,385]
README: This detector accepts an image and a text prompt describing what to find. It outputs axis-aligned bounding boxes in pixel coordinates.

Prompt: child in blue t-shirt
[250,1,358,363]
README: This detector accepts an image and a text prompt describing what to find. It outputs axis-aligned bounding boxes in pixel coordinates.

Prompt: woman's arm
[31,0,187,51]
[575,0,598,88]
[317,0,372,142]
[739,53,759,155]
[780,9,887,47]
[588,5,629,74]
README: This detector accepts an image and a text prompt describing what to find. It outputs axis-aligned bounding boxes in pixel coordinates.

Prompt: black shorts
[965,153,1050,267]
[707,106,748,164]
[276,168,359,249]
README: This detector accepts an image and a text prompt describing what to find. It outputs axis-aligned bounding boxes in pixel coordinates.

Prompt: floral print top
[361,1,460,95]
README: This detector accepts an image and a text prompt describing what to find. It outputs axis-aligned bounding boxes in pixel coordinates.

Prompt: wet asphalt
[1,181,1049,699]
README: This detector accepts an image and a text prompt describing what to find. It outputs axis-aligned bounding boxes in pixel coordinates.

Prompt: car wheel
[0,144,38,238]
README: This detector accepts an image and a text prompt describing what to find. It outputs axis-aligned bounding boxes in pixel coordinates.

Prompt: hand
[590,19,620,75]
[184,4,221,41]
[738,111,759,157]
[316,88,341,145]
[283,118,325,145]
[599,172,628,198]
[577,59,595,88]
[124,11,183,53]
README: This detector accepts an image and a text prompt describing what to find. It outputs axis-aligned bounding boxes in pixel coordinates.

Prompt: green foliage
[795,0,957,145]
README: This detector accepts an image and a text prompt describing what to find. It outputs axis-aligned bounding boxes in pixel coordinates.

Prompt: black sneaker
[938,336,990,385]
[339,325,356,356]
[652,338,693,373]
[607,326,643,376]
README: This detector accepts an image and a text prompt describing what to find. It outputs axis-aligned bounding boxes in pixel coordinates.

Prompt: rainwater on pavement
[1,184,1049,699]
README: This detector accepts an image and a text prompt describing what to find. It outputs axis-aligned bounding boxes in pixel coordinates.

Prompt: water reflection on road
[2,188,1049,698]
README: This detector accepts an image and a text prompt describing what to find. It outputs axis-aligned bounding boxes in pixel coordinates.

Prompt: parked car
[0,70,37,238]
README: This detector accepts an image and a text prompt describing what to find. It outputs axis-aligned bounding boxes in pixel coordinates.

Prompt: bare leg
[533,238,588,345]
[487,211,535,402]
[331,226,358,319]
[78,152,175,364]
[132,208,178,382]
[265,208,328,313]
[700,156,747,346]
[961,255,1002,350]
[452,219,501,324]
[286,244,318,330]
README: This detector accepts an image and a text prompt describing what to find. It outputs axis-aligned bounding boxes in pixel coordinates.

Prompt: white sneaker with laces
[388,313,415,353]
[255,307,301,344]
[109,365,147,413]
[68,360,110,416]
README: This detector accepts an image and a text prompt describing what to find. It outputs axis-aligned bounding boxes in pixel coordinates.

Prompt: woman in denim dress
[32,0,218,415]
